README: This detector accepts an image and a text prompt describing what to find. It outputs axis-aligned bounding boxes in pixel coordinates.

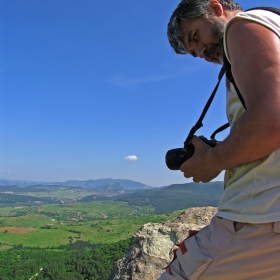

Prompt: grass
[37,201,154,218]
[0,217,167,248]
[0,201,178,250]
[0,214,54,227]
[0,206,18,215]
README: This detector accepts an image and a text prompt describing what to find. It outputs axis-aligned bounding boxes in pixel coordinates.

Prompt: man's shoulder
[225,8,280,42]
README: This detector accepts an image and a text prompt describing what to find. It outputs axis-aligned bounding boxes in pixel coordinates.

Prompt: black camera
[165,136,218,170]
[165,66,230,171]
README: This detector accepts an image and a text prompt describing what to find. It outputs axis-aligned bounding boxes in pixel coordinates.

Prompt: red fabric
[188,230,199,238]
[179,230,199,255]
[167,262,172,275]
[179,240,188,255]
[163,229,200,273]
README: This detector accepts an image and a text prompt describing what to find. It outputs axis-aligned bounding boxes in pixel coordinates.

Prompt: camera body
[165,136,218,170]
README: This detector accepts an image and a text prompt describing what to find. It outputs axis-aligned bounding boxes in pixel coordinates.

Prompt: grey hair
[167,0,242,54]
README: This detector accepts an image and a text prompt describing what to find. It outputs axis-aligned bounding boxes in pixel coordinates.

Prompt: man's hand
[180,136,223,183]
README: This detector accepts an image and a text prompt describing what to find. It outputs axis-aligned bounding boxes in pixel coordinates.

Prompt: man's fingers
[190,135,206,148]
[193,177,200,183]
[183,171,191,179]
[180,161,188,172]
[189,135,201,145]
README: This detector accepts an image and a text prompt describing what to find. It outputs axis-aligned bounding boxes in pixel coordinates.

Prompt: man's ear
[208,0,223,17]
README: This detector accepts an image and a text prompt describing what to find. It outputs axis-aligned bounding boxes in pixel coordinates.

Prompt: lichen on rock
[109,206,217,280]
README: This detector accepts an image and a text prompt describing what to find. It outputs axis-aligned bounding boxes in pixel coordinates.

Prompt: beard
[205,17,226,63]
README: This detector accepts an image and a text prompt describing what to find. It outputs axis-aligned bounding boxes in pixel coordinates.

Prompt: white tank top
[217,9,280,223]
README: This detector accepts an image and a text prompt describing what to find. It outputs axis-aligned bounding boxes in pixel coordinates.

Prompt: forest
[117,181,224,214]
[0,239,130,280]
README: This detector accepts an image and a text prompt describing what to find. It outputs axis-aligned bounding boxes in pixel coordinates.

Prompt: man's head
[167,0,242,63]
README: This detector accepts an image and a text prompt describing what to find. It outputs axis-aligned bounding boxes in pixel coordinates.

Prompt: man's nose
[195,45,206,58]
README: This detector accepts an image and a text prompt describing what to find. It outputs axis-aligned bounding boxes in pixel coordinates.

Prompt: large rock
[109,207,217,280]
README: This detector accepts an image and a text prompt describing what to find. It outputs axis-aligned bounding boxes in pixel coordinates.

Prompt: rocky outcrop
[109,207,217,280]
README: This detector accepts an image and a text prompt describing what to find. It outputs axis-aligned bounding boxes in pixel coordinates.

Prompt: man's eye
[193,32,198,41]
[190,51,198,58]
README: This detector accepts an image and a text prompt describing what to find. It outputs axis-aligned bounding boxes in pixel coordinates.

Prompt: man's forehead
[179,19,192,33]
[179,17,205,33]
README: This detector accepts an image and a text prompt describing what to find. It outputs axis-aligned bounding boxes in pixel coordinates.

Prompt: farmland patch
[0,227,35,234]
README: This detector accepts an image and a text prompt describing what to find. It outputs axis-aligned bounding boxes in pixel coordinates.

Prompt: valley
[0,178,223,279]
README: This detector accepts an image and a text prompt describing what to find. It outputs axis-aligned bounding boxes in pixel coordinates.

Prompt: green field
[0,201,181,250]
[0,181,223,279]
[0,182,223,250]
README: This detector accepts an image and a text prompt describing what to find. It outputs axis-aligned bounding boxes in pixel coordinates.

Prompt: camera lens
[165,148,187,170]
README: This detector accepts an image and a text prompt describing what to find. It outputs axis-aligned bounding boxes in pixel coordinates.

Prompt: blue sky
[0,0,279,187]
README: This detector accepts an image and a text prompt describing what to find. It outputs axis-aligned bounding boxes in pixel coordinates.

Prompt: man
[158,0,280,279]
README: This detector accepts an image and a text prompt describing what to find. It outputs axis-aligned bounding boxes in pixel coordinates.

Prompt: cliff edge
[109,206,217,280]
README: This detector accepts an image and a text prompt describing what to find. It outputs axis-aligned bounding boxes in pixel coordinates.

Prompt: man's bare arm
[217,19,280,166]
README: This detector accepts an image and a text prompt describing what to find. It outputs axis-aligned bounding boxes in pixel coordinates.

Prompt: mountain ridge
[0,178,153,190]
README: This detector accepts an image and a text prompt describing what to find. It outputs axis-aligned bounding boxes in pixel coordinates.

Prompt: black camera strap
[183,66,229,148]
[210,122,230,139]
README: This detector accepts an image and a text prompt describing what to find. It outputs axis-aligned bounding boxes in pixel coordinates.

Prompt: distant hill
[116,182,224,214]
[0,184,84,193]
[0,178,152,190]
[0,193,58,206]
[79,188,147,203]
[80,181,224,214]
[0,179,43,186]
[56,179,152,190]
[0,179,225,213]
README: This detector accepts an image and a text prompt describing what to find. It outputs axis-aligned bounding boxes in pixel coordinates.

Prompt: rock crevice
[109,207,217,280]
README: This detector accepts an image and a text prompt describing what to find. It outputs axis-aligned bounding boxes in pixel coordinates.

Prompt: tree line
[0,239,130,280]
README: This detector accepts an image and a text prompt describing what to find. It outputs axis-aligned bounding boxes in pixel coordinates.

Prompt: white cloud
[124,155,138,161]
